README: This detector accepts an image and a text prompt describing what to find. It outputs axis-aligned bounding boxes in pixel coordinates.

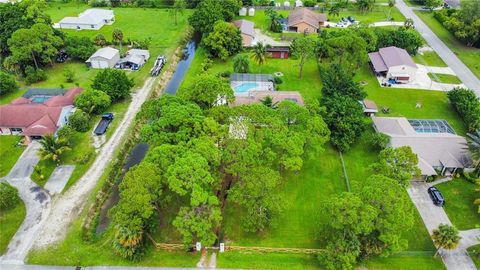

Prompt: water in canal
[164,40,198,95]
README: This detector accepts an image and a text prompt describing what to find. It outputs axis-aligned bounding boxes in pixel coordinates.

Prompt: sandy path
[32,77,156,249]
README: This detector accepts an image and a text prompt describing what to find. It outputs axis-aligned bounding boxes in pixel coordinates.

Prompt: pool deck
[231,81,275,96]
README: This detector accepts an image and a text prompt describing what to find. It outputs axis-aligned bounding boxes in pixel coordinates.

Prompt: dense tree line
[111,93,330,259]
[447,87,480,132]
[434,1,480,48]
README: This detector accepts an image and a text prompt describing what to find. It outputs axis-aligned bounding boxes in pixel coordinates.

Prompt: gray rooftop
[233,19,255,37]
[368,46,417,73]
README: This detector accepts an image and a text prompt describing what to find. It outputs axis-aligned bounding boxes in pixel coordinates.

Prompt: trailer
[94,113,114,135]
[150,55,166,76]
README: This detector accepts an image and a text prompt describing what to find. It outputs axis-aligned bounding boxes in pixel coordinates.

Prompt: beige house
[287,8,326,33]
[368,46,418,83]
[372,117,472,177]
[233,19,255,47]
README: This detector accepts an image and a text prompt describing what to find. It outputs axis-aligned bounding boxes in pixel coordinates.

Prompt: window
[10,128,22,133]
[91,25,95,28]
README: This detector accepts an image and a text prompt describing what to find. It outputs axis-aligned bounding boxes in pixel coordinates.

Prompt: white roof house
[86,47,120,69]
[372,116,471,176]
[368,46,418,83]
[57,9,115,30]
[116,49,150,70]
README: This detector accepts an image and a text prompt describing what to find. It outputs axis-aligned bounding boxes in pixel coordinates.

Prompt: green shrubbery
[0,71,18,96]
[447,87,480,132]
[0,183,20,210]
[69,110,90,132]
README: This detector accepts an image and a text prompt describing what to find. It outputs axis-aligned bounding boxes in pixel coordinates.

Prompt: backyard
[414,11,480,80]
[436,178,480,230]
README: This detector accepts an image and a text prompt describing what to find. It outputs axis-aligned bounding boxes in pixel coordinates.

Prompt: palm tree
[466,130,480,174]
[38,134,71,165]
[260,96,278,109]
[357,0,374,13]
[233,54,250,73]
[431,224,461,257]
[112,28,124,52]
[404,18,414,30]
[250,42,269,68]
[328,4,341,17]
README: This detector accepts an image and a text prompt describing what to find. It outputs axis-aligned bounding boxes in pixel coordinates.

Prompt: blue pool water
[31,96,51,103]
[234,82,258,93]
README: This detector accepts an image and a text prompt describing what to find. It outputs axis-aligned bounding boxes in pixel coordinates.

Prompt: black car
[94,113,114,135]
[427,187,445,206]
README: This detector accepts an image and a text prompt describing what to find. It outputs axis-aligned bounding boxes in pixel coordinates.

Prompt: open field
[0,202,26,255]
[436,178,480,230]
[0,136,25,177]
[414,11,480,80]
[413,51,448,67]
[428,73,462,84]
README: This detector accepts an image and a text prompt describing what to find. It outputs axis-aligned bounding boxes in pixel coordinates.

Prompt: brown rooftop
[287,8,326,28]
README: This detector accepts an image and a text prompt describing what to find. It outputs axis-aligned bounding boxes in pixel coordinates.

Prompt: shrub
[233,54,250,73]
[73,149,95,164]
[201,57,213,72]
[369,132,390,150]
[63,67,75,83]
[56,125,75,141]
[303,0,316,7]
[0,71,18,96]
[447,87,480,132]
[74,89,111,114]
[218,71,231,78]
[0,183,20,210]
[274,76,283,84]
[94,33,107,46]
[24,66,47,85]
[64,36,96,61]
[69,110,90,132]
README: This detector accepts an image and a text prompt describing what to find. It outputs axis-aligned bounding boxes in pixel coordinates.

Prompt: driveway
[253,29,290,47]
[407,180,479,270]
[0,142,52,265]
[395,0,480,96]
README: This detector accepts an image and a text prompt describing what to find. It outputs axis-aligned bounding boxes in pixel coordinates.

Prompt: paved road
[396,0,480,96]
[408,180,479,270]
[0,142,52,265]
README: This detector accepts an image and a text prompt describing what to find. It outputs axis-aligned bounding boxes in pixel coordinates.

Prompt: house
[372,116,471,177]
[233,91,304,107]
[233,19,255,47]
[287,8,327,33]
[0,88,83,141]
[57,9,115,30]
[267,47,290,59]
[86,47,120,69]
[116,49,150,70]
[368,46,418,83]
[360,99,378,116]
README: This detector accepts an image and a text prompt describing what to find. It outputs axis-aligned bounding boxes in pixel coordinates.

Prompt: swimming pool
[234,82,258,93]
[31,96,51,103]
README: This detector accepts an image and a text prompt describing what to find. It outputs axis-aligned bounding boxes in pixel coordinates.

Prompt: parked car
[427,186,445,206]
[94,113,114,135]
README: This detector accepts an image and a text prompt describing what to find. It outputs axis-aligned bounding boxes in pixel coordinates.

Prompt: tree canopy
[91,69,134,101]
[371,146,421,187]
[202,20,242,60]
[179,73,234,109]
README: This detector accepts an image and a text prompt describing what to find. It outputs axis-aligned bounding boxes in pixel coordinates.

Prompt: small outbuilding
[86,47,120,69]
[233,19,255,47]
[239,7,247,16]
[359,99,378,116]
[287,8,326,33]
[267,47,290,59]
[116,49,150,70]
[368,46,418,83]
[57,9,115,30]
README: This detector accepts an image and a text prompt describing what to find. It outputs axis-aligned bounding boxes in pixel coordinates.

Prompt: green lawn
[413,51,448,67]
[415,11,480,80]
[468,244,480,268]
[428,73,462,84]
[0,136,25,177]
[356,65,466,135]
[436,179,480,230]
[0,202,26,255]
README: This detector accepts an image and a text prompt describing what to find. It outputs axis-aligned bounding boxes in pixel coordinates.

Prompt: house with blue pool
[230,73,276,96]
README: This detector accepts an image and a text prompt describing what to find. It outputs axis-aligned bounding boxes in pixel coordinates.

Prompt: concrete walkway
[0,142,52,265]
[44,165,75,195]
[407,181,479,270]
[395,0,480,96]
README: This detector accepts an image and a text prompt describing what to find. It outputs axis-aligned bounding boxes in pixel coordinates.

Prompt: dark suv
[428,187,445,206]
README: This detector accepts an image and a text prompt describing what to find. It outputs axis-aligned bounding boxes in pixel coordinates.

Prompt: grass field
[0,136,25,177]
[0,201,26,255]
[436,179,480,230]
[415,11,480,80]
[468,244,480,268]
[428,73,462,84]
[413,51,448,67]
